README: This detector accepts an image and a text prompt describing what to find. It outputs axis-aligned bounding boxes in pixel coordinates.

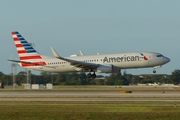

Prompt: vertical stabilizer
[11,31,46,67]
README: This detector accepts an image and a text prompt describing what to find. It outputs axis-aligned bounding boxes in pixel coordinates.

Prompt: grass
[0,101,179,120]
[0,86,180,120]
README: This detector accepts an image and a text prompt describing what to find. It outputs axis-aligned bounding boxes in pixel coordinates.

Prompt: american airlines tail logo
[140,53,148,60]
[12,31,46,67]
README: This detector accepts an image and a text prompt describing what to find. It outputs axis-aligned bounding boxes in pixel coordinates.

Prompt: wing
[51,47,99,69]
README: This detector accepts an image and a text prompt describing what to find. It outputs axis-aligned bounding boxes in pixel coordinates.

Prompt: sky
[1,0,180,75]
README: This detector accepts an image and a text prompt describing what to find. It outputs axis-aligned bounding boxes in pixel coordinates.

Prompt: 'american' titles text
[103,55,140,63]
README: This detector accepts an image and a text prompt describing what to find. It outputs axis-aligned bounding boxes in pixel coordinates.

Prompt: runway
[0,90,179,101]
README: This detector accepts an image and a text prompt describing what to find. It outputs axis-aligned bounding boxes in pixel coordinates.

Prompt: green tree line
[0,69,180,86]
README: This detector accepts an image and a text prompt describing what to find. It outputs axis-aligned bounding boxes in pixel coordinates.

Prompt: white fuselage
[20,52,170,73]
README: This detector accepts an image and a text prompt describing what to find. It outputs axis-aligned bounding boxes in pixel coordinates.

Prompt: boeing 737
[8,31,170,78]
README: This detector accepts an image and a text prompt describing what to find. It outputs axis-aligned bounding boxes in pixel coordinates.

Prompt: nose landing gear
[153,66,161,74]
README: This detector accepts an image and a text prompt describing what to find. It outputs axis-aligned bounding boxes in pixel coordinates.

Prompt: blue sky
[1,0,180,75]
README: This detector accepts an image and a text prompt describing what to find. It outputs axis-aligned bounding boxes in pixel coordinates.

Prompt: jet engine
[96,64,120,73]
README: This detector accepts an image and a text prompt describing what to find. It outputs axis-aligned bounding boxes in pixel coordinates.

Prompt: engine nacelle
[96,64,120,73]
[70,54,79,57]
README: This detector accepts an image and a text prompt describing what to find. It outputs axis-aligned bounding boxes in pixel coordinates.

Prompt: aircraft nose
[164,57,170,64]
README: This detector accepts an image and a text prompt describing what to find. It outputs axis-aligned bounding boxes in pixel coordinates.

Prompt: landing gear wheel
[87,70,96,79]
[91,73,96,79]
[153,70,156,73]
[87,73,91,78]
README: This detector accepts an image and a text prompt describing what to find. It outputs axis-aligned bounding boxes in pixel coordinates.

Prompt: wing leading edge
[50,47,99,70]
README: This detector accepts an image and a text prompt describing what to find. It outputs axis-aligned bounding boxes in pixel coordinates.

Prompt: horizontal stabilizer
[8,59,32,64]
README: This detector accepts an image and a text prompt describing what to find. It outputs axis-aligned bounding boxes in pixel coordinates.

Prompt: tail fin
[12,31,41,60]
[11,31,46,67]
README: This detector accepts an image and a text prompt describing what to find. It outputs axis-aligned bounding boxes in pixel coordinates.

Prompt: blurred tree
[170,69,180,85]
[16,71,26,85]
[131,76,141,85]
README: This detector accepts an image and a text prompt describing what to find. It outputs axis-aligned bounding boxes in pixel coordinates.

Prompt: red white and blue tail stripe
[11,31,46,67]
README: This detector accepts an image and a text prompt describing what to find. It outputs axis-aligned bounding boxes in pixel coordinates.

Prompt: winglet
[50,47,73,62]
[79,50,85,56]
[50,47,61,58]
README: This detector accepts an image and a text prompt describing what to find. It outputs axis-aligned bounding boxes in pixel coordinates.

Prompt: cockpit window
[157,54,163,57]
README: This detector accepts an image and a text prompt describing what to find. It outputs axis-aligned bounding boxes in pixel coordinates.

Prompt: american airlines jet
[9,31,170,78]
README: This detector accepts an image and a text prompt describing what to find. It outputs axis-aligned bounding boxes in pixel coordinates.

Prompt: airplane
[8,31,170,79]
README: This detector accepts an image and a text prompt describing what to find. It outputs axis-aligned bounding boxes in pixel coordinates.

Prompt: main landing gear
[87,70,96,79]
[153,69,156,73]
